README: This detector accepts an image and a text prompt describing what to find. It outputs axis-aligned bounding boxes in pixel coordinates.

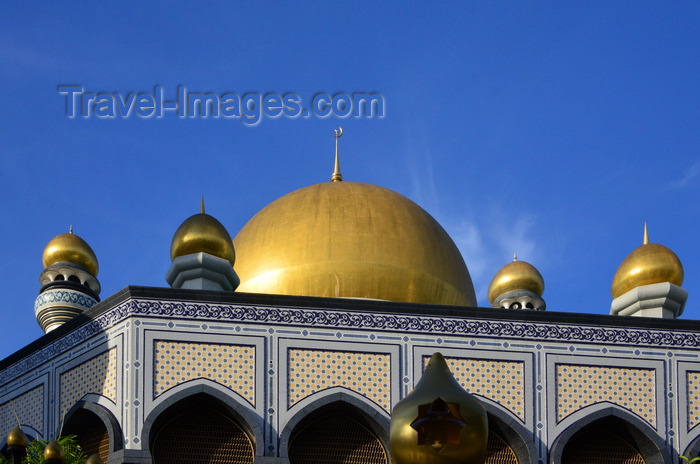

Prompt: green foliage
[681,451,700,463]
[1,435,86,464]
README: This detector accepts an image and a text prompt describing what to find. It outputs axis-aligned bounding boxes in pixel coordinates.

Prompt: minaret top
[331,126,343,182]
[643,222,649,245]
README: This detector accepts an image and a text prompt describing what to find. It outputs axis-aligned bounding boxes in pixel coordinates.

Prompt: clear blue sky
[1,2,699,359]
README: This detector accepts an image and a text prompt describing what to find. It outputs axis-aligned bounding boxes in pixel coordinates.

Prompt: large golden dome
[487,256,544,304]
[42,228,99,276]
[611,226,683,298]
[233,181,476,306]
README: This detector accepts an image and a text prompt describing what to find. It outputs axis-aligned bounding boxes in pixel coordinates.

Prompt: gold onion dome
[233,181,476,306]
[86,454,105,464]
[487,254,544,304]
[170,199,235,266]
[43,440,65,461]
[390,353,488,464]
[611,224,684,299]
[6,427,28,447]
[42,227,99,276]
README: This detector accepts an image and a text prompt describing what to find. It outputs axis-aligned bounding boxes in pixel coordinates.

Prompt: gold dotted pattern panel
[288,350,391,412]
[423,356,525,421]
[687,371,700,429]
[153,341,255,406]
[556,364,656,426]
[0,385,44,436]
[60,348,118,416]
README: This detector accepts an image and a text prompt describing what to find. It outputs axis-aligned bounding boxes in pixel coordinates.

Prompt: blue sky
[1,2,699,359]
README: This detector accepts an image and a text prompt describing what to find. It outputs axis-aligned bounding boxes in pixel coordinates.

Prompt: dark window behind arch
[152,406,253,464]
[562,427,645,464]
[486,431,518,464]
[63,409,109,462]
[289,413,387,464]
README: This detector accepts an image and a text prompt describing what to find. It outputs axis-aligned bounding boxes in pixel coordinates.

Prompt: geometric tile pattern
[60,348,118,417]
[687,371,700,429]
[0,385,44,437]
[555,364,656,427]
[429,356,526,421]
[288,349,391,412]
[153,341,255,406]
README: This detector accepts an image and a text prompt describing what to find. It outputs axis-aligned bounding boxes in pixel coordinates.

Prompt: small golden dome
[6,427,28,447]
[170,201,235,266]
[390,353,488,464]
[86,454,105,464]
[611,225,683,298]
[233,181,476,306]
[42,228,99,276]
[43,440,64,461]
[487,255,544,303]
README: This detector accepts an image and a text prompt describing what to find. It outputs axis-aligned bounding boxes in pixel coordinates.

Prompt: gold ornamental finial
[390,353,488,464]
[86,454,105,464]
[69,224,73,234]
[513,252,517,262]
[44,440,65,462]
[643,222,649,245]
[201,196,205,214]
[331,126,343,182]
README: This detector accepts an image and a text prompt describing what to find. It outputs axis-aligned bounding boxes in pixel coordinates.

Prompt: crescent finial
[331,127,343,182]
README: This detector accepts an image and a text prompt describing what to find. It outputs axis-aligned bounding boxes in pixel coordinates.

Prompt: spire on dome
[201,196,205,214]
[643,222,649,245]
[331,126,343,182]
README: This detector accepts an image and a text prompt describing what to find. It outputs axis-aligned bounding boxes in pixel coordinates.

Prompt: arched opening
[149,393,254,464]
[63,409,110,462]
[560,417,647,464]
[288,402,388,464]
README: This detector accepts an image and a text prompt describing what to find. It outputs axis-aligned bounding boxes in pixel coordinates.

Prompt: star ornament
[410,397,468,451]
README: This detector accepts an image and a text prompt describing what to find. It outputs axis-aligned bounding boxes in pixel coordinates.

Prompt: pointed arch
[63,400,123,462]
[550,403,669,464]
[279,390,390,462]
[482,401,537,464]
[142,383,263,460]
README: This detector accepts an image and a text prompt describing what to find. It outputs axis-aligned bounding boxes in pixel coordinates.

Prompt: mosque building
[0,131,697,464]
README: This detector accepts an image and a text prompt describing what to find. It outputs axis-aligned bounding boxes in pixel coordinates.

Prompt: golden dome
[487,255,544,303]
[43,440,64,461]
[233,181,476,306]
[6,427,28,447]
[390,353,488,464]
[611,225,683,298]
[170,201,235,266]
[42,228,99,276]
[86,454,105,464]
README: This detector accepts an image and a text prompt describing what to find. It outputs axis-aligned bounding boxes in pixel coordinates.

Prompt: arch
[142,383,263,458]
[550,404,669,464]
[279,388,390,459]
[482,401,537,464]
[683,433,700,459]
[63,400,123,461]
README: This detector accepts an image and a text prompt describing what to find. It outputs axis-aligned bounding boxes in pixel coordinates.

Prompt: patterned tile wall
[153,341,255,405]
[0,385,44,437]
[424,356,526,421]
[687,371,700,429]
[60,348,118,417]
[288,349,391,412]
[555,364,656,427]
